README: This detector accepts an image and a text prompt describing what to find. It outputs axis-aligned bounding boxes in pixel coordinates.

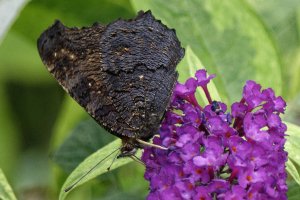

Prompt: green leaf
[0,0,28,44]
[0,169,17,200]
[285,122,300,167]
[285,122,300,186]
[131,0,282,103]
[185,45,222,104]
[59,139,134,200]
[286,159,300,185]
[53,119,114,173]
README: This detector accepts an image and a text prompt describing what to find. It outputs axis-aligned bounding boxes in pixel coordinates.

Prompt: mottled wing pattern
[37,11,184,141]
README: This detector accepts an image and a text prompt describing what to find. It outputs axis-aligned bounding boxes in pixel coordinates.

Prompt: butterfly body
[37,11,184,156]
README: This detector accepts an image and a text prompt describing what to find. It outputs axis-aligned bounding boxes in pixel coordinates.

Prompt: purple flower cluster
[142,70,287,200]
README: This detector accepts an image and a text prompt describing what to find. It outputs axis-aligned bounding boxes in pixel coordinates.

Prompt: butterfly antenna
[64,147,120,193]
[136,138,168,150]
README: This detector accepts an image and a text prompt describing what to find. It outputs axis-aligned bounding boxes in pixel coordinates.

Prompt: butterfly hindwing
[37,11,184,140]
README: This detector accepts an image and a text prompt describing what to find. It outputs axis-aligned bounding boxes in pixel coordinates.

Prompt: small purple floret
[142,69,287,200]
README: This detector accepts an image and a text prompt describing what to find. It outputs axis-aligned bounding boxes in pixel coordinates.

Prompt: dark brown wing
[37,11,184,140]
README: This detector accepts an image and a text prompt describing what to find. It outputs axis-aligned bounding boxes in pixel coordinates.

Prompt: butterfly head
[117,137,140,158]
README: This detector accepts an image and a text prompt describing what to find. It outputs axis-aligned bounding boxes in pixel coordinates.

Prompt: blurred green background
[1,0,300,199]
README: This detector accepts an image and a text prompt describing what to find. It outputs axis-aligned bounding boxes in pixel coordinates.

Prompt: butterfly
[37,10,184,159]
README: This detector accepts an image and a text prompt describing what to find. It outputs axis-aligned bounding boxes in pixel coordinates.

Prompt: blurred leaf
[288,180,300,199]
[6,81,64,149]
[284,94,300,126]
[49,96,88,150]
[97,191,143,200]
[59,139,135,200]
[117,163,147,198]
[0,168,17,200]
[298,7,300,40]
[0,86,20,176]
[62,183,92,200]
[49,97,88,196]
[0,31,52,83]
[285,49,300,99]
[53,119,114,173]
[0,0,135,84]
[12,0,135,44]
[0,0,28,44]
[29,0,134,25]
[286,159,300,186]
[246,0,300,53]
[185,46,222,104]
[131,0,282,103]
[13,151,51,192]
[289,7,300,98]
[246,0,300,100]
[285,122,300,168]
